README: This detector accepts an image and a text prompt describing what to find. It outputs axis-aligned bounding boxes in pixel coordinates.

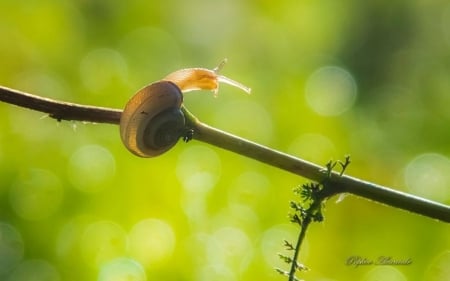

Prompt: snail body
[163,66,251,95]
[120,61,250,157]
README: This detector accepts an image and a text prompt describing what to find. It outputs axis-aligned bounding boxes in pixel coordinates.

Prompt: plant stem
[0,86,121,124]
[0,85,449,222]
[184,108,450,223]
[289,217,311,281]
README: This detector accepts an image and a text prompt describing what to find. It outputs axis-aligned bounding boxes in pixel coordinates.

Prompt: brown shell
[120,81,183,157]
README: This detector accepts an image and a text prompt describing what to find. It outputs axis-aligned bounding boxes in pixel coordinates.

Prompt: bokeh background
[0,0,449,280]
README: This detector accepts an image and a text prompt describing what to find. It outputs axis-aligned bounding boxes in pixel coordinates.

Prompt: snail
[120,60,251,157]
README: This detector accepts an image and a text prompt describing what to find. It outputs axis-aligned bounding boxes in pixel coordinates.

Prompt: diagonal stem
[289,217,311,281]
[0,85,449,222]
[183,107,450,223]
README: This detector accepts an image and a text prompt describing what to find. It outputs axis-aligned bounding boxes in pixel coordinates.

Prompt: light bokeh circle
[68,145,116,193]
[0,223,24,275]
[80,220,127,267]
[363,266,407,281]
[305,66,357,116]
[425,251,450,281]
[404,153,450,202]
[128,219,176,267]
[98,258,147,281]
[7,259,60,281]
[80,48,128,94]
[9,169,63,220]
[176,146,222,193]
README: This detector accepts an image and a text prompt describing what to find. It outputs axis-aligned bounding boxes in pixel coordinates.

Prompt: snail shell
[120,81,184,157]
[120,60,251,157]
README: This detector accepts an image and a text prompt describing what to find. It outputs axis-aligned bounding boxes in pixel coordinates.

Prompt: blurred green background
[0,0,449,280]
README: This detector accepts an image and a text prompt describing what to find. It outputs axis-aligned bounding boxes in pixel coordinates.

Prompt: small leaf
[275,268,289,276]
[289,213,302,225]
[283,240,295,250]
[278,253,293,264]
[312,209,324,222]
[338,155,351,176]
[294,261,309,272]
[290,201,302,212]
[293,185,303,195]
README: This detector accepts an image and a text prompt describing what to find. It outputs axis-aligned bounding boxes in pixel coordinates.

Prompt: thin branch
[0,86,121,124]
[1,85,449,222]
[186,114,450,222]
[288,215,311,281]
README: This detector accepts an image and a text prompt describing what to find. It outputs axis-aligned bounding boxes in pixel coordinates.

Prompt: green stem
[289,217,311,281]
[183,107,450,223]
[0,85,448,223]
